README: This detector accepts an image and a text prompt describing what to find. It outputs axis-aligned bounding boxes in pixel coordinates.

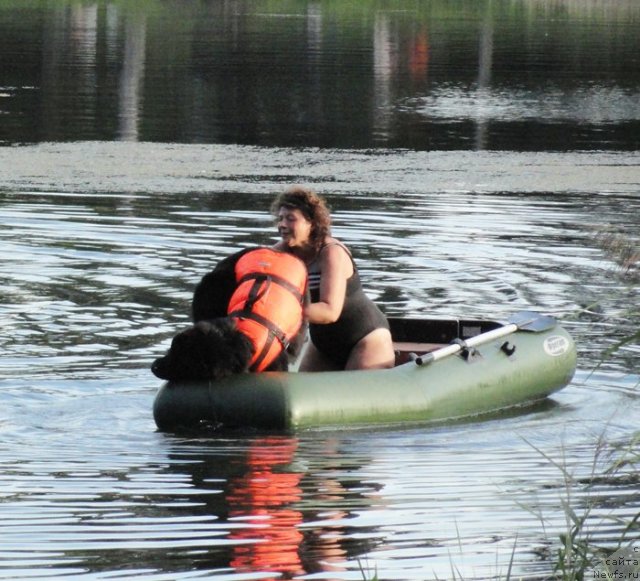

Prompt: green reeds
[524,431,640,580]
[595,228,639,277]
[357,558,379,581]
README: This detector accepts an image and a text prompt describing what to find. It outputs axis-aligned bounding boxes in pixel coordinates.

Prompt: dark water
[1,0,639,150]
[1,1,639,580]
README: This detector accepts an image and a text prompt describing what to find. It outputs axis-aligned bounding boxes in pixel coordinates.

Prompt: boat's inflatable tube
[153,321,576,431]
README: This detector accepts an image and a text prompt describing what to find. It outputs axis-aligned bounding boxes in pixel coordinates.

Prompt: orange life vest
[227,248,307,372]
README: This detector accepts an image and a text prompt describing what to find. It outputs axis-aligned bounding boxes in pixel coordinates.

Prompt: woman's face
[276,206,313,248]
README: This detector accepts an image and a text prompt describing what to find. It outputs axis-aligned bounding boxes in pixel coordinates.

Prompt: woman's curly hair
[271,185,331,253]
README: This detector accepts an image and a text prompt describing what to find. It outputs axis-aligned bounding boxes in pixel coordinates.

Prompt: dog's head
[151,319,254,382]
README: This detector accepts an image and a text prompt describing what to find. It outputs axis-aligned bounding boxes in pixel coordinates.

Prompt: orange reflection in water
[227,437,305,578]
[408,29,430,81]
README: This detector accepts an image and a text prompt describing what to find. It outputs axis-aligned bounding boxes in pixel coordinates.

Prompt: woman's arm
[306,243,353,324]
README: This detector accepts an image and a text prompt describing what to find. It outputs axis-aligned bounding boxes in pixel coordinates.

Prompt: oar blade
[508,310,557,332]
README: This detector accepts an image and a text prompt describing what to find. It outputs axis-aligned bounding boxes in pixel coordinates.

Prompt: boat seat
[393,342,445,365]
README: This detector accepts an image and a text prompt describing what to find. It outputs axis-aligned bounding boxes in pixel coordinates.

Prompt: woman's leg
[345,328,395,370]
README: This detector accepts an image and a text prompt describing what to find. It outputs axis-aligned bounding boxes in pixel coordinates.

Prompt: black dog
[152,248,307,382]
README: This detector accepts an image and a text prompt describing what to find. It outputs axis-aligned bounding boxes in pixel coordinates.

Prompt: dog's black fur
[152,248,306,381]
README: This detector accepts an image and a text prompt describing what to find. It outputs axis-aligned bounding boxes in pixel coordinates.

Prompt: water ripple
[0,145,638,580]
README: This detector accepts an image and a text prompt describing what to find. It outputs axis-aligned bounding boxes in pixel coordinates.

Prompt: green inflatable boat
[153,311,576,432]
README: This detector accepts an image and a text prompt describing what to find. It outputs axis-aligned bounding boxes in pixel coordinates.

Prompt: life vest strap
[236,272,304,304]
[251,330,277,372]
[242,275,271,313]
[229,311,291,371]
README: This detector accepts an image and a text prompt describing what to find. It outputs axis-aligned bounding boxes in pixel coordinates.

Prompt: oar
[414,310,557,366]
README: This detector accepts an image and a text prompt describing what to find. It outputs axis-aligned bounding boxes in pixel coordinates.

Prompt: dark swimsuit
[307,242,389,368]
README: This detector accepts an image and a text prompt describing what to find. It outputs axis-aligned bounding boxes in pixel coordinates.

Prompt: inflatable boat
[153,311,576,432]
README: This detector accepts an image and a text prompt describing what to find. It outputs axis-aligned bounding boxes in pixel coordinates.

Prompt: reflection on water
[226,438,306,577]
[118,12,146,142]
[410,85,640,124]
[1,0,639,149]
[216,436,377,578]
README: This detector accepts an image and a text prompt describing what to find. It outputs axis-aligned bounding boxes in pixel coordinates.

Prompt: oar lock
[451,338,517,360]
[500,341,517,357]
[449,338,518,360]
[412,338,517,366]
[450,338,481,362]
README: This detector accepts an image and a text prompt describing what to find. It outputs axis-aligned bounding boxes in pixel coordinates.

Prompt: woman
[271,185,395,371]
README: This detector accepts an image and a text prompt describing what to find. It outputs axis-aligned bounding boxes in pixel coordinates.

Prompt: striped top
[306,241,349,295]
